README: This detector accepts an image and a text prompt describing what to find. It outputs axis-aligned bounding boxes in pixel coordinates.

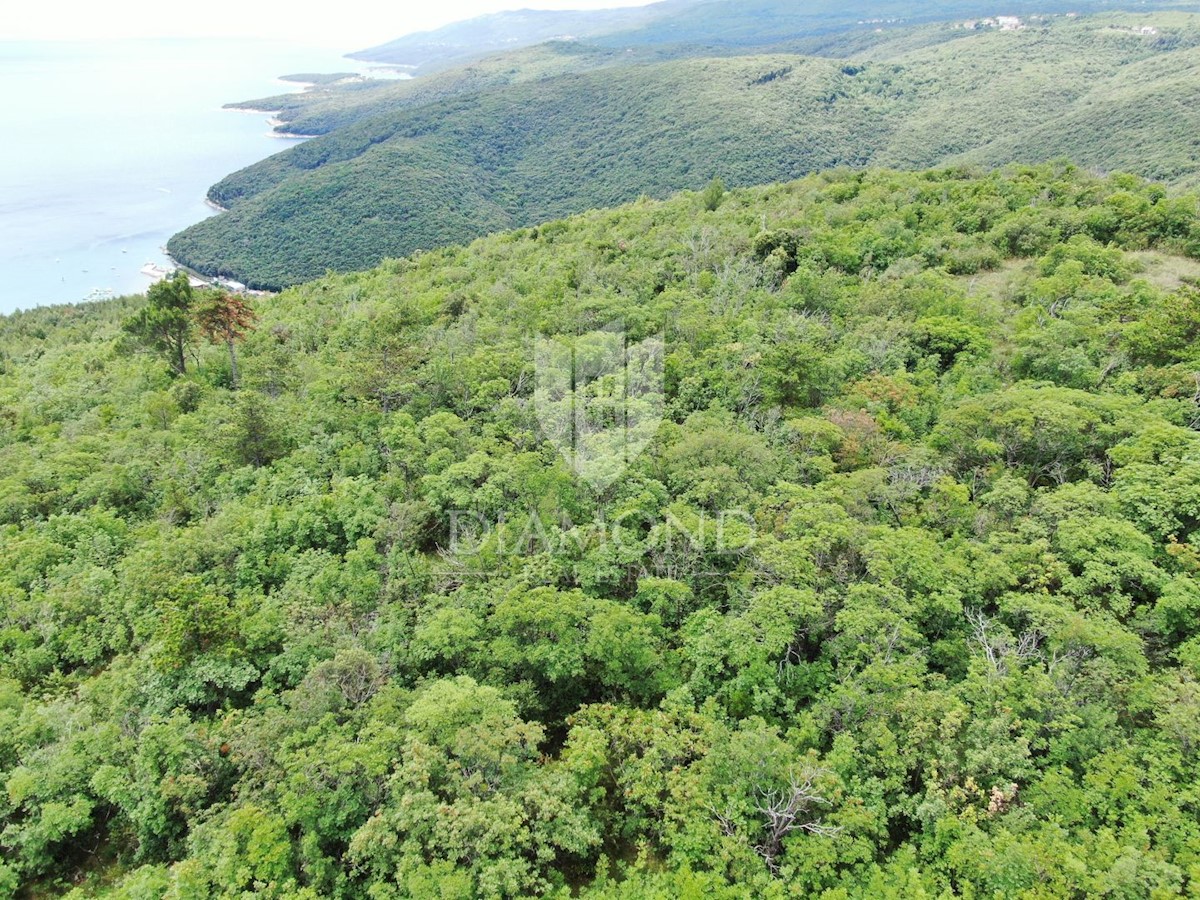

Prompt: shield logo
[535,320,664,490]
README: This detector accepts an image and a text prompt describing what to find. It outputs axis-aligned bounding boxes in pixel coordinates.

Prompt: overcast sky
[0,0,661,48]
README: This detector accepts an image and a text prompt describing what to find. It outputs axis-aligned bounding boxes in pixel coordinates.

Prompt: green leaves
[702,177,727,213]
[5,163,1200,896]
[345,676,600,898]
[123,272,194,376]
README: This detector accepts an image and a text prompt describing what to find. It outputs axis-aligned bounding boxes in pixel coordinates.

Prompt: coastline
[264,116,318,138]
[226,105,282,115]
[179,59,380,296]
[2,39,362,311]
[224,67,404,140]
[223,107,316,138]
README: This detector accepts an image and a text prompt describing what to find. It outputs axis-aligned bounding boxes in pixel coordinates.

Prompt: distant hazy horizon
[0,0,662,49]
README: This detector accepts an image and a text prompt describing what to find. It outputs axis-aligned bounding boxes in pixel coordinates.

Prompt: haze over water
[0,39,390,314]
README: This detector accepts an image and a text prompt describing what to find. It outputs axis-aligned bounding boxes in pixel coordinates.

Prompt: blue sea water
[0,39,397,314]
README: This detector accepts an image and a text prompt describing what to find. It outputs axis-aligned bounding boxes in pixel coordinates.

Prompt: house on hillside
[997,16,1023,30]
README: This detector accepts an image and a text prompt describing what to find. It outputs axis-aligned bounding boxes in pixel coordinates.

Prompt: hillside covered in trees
[345,0,1181,71]
[168,9,1200,290]
[5,164,1200,896]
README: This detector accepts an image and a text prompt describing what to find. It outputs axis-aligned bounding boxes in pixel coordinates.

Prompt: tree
[6,163,1200,899]
[195,292,257,390]
[702,176,727,212]
[124,271,194,375]
[750,769,842,874]
[230,392,286,468]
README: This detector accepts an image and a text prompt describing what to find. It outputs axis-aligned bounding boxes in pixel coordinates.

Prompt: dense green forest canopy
[172,11,1200,290]
[6,163,1200,897]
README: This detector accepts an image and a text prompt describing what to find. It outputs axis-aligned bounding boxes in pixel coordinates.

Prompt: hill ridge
[170,12,1200,289]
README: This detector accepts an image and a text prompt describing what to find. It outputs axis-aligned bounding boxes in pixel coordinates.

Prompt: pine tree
[123,271,195,375]
[195,292,257,390]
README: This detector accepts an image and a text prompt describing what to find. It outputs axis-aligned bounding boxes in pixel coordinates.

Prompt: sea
[0,38,404,315]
